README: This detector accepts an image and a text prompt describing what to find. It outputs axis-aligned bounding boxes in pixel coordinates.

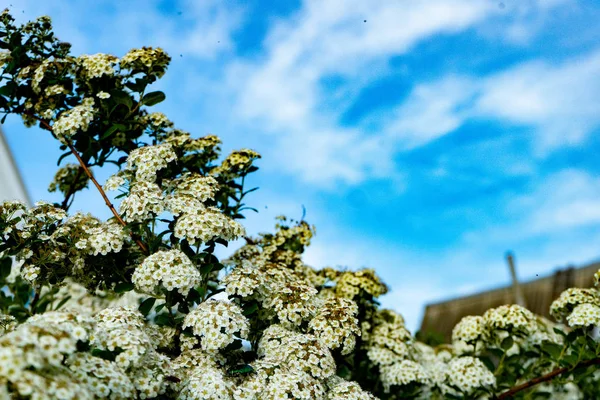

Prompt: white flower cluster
[170,349,234,398]
[0,314,16,335]
[77,220,125,256]
[182,300,249,351]
[103,171,129,191]
[164,174,218,215]
[334,269,388,299]
[452,315,487,345]
[45,84,69,96]
[0,312,93,399]
[47,163,87,194]
[222,261,268,299]
[325,377,377,400]
[258,325,336,380]
[566,303,600,328]
[174,206,245,246]
[126,143,177,182]
[132,249,200,296]
[211,149,261,176]
[0,50,11,67]
[119,181,164,222]
[234,362,326,400]
[178,367,233,400]
[76,53,118,80]
[550,288,600,322]
[446,356,496,396]
[67,352,135,398]
[483,304,537,336]
[90,307,154,369]
[365,309,412,366]
[20,201,67,235]
[267,281,318,328]
[119,47,170,78]
[379,359,429,392]
[143,112,173,130]
[52,98,96,143]
[31,59,73,94]
[90,307,172,398]
[309,297,360,355]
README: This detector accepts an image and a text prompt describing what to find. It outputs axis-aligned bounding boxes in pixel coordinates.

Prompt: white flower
[132,250,200,296]
[52,99,96,143]
[182,300,249,351]
[446,356,496,395]
[566,303,600,328]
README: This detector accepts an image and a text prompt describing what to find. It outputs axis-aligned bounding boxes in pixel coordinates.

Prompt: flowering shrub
[1,10,600,399]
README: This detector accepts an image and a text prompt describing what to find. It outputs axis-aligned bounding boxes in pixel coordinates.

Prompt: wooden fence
[419,261,600,342]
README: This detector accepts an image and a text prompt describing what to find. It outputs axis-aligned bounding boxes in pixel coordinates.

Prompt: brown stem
[25,111,148,254]
[497,357,600,399]
[67,143,148,254]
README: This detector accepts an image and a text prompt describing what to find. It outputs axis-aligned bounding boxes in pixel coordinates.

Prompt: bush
[0,10,599,399]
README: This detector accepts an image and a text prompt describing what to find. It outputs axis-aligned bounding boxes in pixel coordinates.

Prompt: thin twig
[25,111,148,254]
[497,357,600,399]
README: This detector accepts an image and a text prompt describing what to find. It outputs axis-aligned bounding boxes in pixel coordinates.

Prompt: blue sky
[3,0,600,331]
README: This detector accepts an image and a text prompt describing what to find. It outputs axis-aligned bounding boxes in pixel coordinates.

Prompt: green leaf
[561,353,579,368]
[0,257,11,281]
[478,356,495,373]
[125,78,148,92]
[34,298,51,313]
[110,90,133,110]
[54,295,72,311]
[501,336,514,351]
[242,303,259,316]
[139,297,156,316]
[141,91,165,107]
[154,314,171,326]
[187,288,201,303]
[91,348,116,361]
[100,123,126,140]
[200,264,213,275]
[243,186,259,196]
[214,238,228,247]
[541,342,563,360]
[553,327,567,337]
[114,282,135,293]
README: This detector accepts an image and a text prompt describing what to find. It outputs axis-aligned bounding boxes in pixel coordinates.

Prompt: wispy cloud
[224,0,504,185]
[388,48,600,155]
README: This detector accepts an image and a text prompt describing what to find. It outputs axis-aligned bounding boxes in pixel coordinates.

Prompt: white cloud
[385,76,477,149]
[509,169,600,234]
[226,0,502,185]
[477,51,600,153]
[388,48,600,155]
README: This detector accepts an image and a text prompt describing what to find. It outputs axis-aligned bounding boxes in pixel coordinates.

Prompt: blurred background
[1,0,600,333]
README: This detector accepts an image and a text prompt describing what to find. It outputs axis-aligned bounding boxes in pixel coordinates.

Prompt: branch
[25,111,148,254]
[497,357,600,399]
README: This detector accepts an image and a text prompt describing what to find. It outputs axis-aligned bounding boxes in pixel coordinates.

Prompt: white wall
[0,127,30,205]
